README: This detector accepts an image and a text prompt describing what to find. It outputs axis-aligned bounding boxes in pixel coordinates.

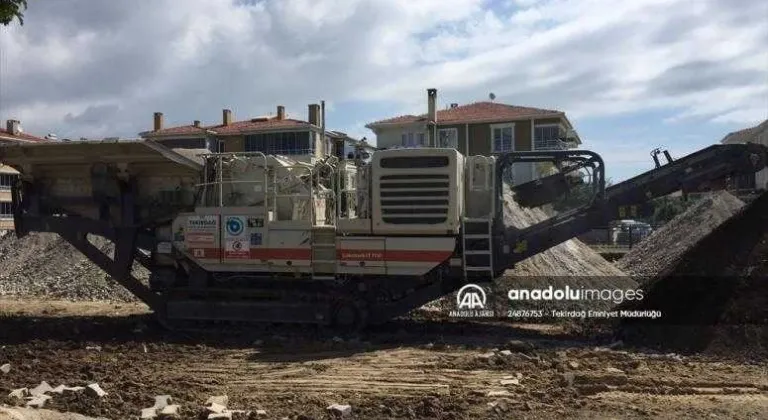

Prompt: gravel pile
[502,188,627,277]
[422,187,631,315]
[492,189,634,314]
[0,232,144,302]
[620,190,768,358]
[616,191,744,279]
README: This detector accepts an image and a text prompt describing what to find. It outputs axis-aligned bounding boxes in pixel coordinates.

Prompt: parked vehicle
[611,220,653,245]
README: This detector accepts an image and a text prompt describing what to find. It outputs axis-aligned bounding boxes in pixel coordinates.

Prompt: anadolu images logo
[226,217,244,236]
[457,284,487,310]
[450,284,494,318]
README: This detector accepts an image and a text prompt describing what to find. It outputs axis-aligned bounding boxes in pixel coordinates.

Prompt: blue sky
[0,0,766,182]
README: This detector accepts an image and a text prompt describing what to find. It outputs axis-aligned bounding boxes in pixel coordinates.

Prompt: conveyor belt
[495,143,768,271]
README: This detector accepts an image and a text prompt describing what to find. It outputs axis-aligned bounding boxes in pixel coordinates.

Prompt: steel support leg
[59,229,160,309]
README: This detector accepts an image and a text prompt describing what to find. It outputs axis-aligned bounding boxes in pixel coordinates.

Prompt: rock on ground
[616,191,744,279]
[0,406,109,420]
[0,232,145,302]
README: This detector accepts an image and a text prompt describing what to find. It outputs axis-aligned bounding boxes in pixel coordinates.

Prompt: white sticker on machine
[225,239,250,259]
[186,215,217,247]
[187,215,218,231]
[224,216,249,259]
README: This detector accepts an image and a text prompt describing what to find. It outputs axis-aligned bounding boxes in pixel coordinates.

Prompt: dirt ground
[0,300,766,420]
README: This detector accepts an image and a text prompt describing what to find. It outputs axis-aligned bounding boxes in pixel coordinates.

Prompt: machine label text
[187,216,218,231]
[340,251,384,260]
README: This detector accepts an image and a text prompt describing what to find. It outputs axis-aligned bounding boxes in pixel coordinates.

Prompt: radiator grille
[379,174,450,224]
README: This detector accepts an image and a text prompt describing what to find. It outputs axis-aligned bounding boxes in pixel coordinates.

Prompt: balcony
[0,173,19,190]
[534,139,571,151]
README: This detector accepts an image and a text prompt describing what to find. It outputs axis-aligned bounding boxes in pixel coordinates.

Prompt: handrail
[195,153,353,224]
[198,152,269,214]
[197,151,272,158]
[336,164,365,221]
[272,165,313,222]
[315,160,336,225]
[195,180,267,187]
[218,155,224,207]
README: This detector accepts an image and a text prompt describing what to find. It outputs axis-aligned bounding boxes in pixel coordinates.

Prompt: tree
[639,195,695,226]
[0,0,27,26]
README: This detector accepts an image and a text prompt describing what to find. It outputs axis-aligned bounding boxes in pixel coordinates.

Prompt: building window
[0,173,18,190]
[534,125,563,150]
[438,128,458,149]
[491,123,515,153]
[0,202,11,218]
[244,131,312,155]
[400,132,426,148]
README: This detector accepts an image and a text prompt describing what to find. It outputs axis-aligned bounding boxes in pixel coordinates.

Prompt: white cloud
[0,0,765,139]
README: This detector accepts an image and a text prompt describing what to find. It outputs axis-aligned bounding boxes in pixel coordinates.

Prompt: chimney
[320,100,326,157]
[153,112,163,131]
[222,109,233,126]
[6,119,20,136]
[193,120,201,128]
[427,88,437,147]
[427,89,437,122]
[308,104,320,126]
[276,105,285,120]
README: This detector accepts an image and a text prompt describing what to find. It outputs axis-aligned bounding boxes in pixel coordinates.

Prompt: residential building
[365,92,581,184]
[0,120,47,230]
[140,104,369,162]
[720,118,768,192]
[325,131,376,161]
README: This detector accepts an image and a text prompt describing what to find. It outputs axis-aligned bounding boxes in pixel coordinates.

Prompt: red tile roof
[142,117,315,138]
[143,125,209,137]
[209,118,313,135]
[367,101,564,127]
[0,128,47,142]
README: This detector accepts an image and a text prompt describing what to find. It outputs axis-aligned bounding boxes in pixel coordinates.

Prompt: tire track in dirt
[184,348,511,397]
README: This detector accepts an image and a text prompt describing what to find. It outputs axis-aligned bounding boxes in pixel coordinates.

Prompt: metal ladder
[461,217,494,279]
[461,155,496,280]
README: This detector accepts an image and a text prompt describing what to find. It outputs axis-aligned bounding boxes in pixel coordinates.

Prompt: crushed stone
[0,232,145,302]
[423,187,631,314]
[620,190,768,358]
[502,188,627,277]
[616,191,744,279]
